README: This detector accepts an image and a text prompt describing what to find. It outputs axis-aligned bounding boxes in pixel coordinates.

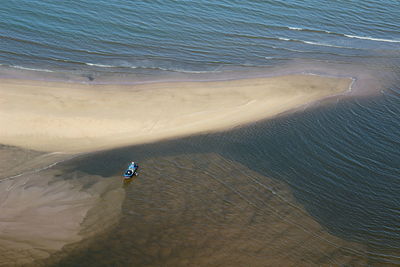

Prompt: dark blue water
[1,0,400,265]
[221,89,400,264]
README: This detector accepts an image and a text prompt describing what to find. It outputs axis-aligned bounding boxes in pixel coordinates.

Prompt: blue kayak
[123,162,139,178]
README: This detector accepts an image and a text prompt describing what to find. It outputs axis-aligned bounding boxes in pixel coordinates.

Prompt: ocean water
[1,0,399,77]
[1,0,400,266]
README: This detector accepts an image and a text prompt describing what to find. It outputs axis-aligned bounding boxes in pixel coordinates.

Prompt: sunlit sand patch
[0,166,124,265]
[0,75,352,153]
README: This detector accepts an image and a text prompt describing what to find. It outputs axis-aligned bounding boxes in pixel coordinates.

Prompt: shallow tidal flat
[0,74,367,266]
[40,152,367,266]
[0,145,124,266]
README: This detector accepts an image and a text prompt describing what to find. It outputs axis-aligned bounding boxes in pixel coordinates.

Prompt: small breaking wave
[8,65,54,72]
[285,26,400,43]
[3,61,221,75]
[343,34,400,43]
[85,63,115,68]
[83,62,221,74]
[140,66,221,74]
[277,37,348,49]
[286,26,333,34]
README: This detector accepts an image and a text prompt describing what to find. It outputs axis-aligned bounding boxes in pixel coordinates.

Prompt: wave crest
[286,25,400,43]
[9,65,54,72]
[343,34,400,43]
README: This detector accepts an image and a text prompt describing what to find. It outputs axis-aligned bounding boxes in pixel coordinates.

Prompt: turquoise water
[1,1,400,265]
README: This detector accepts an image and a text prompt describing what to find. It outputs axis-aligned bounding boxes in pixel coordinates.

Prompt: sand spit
[0,75,351,153]
[0,74,352,265]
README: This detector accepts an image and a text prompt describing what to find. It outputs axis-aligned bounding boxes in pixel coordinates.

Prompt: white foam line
[344,34,400,43]
[287,26,333,34]
[84,63,219,74]
[286,25,400,43]
[85,62,114,68]
[277,37,347,48]
[11,65,54,72]
[288,26,302,31]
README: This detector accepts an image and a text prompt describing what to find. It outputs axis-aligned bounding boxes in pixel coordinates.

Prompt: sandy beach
[0,75,352,153]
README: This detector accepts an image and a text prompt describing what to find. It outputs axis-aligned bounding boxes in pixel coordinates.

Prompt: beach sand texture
[0,75,351,153]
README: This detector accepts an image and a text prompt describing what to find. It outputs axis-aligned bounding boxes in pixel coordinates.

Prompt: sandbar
[0,75,352,152]
[0,74,355,265]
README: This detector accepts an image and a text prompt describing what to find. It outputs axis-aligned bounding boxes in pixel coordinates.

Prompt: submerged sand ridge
[0,146,125,266]
[0,75,352,152]
[42,153,367,266]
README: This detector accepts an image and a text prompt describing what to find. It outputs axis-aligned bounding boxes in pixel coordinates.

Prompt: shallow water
[41,153,366,266]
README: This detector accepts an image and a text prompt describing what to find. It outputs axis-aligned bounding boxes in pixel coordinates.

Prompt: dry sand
[0,75,352,153]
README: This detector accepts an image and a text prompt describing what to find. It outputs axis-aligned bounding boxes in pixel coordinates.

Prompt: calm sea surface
[1,0,399,76]
[1,0,399,265]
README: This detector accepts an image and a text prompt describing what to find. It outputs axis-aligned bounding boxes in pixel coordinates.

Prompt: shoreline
[0,74,353,153]
[0,62,360,86]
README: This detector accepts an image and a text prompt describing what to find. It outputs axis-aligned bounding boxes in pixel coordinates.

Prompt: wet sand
[0,75,352,153]
[0,145,124,266]
[40,153,367,266]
